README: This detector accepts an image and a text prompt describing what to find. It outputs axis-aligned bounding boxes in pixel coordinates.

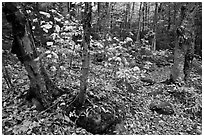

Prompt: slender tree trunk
[125,3,130,29]
[129,2,135,30]
[67,2,71,12]
[3,3,64,111]
[107,2,111,31]
[167,3,171,30]
[147,3,150,28]
[152,2,158,51]
[142,2,145,31]
[76,2,91,107]
[173,3,176,26]
[97,2,101,32]
[145,2,148,30]
[136,2,142,42]
[105,2,110,32]
[110,3,114,30]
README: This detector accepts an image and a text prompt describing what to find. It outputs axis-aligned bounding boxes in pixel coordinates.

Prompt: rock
[149,101,174,115]
[140,77,156,86]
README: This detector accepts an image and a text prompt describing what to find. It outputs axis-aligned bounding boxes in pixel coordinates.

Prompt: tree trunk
[136,2,142,42]
[129,2,135,30]
[147,3,150,28]
[142,2,145,31]
[107,2,111,30]
[110,3,114,30]
[67,2,71,12]
[167,3,171,30]
[105,2,110,32]
[183,4,199,82]
[167,3,172,51]
[145,2,148,30]
[173,3,177,26]
[75,2,91,107]
[97,2,101,32]
[3,3,64,111]
[125,3,130,29]
[170,4,187,84]
[152,2,158,51]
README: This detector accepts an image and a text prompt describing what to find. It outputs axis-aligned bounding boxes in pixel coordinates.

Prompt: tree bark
[129,2,135,30]
[67,2,71,12]
[105,2,110,32]
[75,2,91,107]
[142,2,145,31]
[170,4,187,84]
[145,2,148,29]
[125,3,130,29]
[147,3,150,28]
[3,3,64,111]
[152,2,158,51]
[110,3,114,30]
[167,3,171,30]
[183,4,199,82]
[97,2,101,32]
[136,2,142,42]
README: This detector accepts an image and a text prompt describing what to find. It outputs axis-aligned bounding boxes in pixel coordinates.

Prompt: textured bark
[170,4,187,84]
[183,4,199,82]
[169,3,198,84]
[3,3,63,111]
[76,2,91,107]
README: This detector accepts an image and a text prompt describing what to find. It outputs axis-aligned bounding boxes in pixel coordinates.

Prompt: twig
[38,99,60,115]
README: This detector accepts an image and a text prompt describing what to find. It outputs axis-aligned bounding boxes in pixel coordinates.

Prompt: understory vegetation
[2,2,202,135]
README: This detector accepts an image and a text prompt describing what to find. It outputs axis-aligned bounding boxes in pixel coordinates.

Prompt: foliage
[2,2,202,135]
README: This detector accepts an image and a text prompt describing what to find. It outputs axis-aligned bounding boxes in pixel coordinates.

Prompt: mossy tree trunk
[3,3,64,111]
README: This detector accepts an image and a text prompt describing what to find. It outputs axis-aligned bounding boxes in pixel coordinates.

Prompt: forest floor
[2,46,202,135]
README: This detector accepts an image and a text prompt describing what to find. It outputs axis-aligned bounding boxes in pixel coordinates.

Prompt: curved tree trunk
[3,3,64,111]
